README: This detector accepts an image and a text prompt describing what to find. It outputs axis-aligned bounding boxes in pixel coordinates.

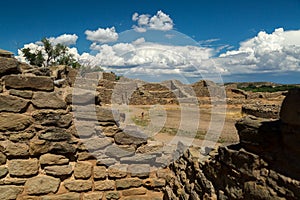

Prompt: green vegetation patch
[239,84,299,93]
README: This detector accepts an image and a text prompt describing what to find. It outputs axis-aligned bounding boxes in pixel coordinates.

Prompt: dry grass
[128,104,241,145]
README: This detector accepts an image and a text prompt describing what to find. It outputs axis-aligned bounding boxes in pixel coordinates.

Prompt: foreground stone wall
[164,89,300,200]
[0,57,169,200]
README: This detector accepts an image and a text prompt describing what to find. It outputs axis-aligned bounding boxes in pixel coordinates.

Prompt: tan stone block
[74,161,93,179]
[94,180,115,191]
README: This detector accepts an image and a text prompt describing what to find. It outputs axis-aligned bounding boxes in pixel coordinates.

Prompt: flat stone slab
[73,106,120,122]
[74,162,93,179]
[8,159,39,177]
[120,154,156,164]
[82,137,113,151]
[39,127,71,141]
[9,89,33,99]
[64,180,93,192]
[32,92,66,109]
[0,58,20,76]
[0,95,29,112]
[114,130,148,146]
[39,153,69,165]
[105,144,135,159]
[25,175,60,195]
[4,75,54,91]
[41,193,81,200]
[0,113,31,131]
[0,185,23,200]
[3,141,30,157]
[128,164,150,178]
[44,165,73,177]
[108,164,128,178]
[32,110,72,128]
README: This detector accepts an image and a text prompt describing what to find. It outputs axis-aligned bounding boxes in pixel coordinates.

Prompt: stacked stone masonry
[0,57,168,200]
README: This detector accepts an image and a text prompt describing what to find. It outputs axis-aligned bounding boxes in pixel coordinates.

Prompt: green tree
[21,38,81,68]
[21,48,45,67]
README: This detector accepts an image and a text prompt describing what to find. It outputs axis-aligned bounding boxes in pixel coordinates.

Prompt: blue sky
[1,0,300,83]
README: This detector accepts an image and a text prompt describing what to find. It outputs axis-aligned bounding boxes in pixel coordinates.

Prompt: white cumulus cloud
[48,34,78,46]
[85,27,118,43]
[132,10,174,32]
[16,25,300,83]
[218,28,300,74]
[80,40,216,78]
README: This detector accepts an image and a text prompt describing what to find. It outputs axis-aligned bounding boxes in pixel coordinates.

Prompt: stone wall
[164,89,300,200]
[97,79,179,105]
[241,103,280,119]
[0,57,169,200]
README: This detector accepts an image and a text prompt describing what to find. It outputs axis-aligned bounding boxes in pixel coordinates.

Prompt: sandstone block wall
[0,57,169,200]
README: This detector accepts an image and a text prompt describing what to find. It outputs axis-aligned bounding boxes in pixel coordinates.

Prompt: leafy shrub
[21,38,80,68]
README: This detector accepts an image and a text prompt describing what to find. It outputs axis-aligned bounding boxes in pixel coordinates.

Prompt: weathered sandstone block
[39,127,71,141]
[108,164,128,178]
[105,191,120,200]
[8,159,39,177]
[9,89,33,99]
[74,162,93,179]
[81,137,112,151]
[0,113,31,132]
[25,175,60,195]
[114,130,147,146]
[0,58,20,76]
[32,110,72,128]
[3,141,29,157]
[39,153,69,165]
[122,187,147,196]
[32,92,66,109]
[0,95,29,112]
[116,178,143,189]
[128,164,150,178]
[83,192,103,200]
[73,106,120,122]
[94,166,107,180]
[0,185,23,200]
[44,165,73,177]
[0,152,6,165]
[64,180,93,192]
[0,166,8,178]
[94,180,115,191]
[105,144,135,159]
[41,192,80,200]
[4,75,54,91]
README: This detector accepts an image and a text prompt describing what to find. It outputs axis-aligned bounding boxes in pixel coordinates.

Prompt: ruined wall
[0,57,168,200]
[164,89,300,200]
[97,79,179,105]
[241,104,280,119]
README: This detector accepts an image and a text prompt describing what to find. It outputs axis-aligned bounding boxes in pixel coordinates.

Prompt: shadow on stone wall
[164,89,300,200]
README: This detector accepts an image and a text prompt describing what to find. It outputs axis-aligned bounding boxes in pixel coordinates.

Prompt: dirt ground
[115,102,243,148]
